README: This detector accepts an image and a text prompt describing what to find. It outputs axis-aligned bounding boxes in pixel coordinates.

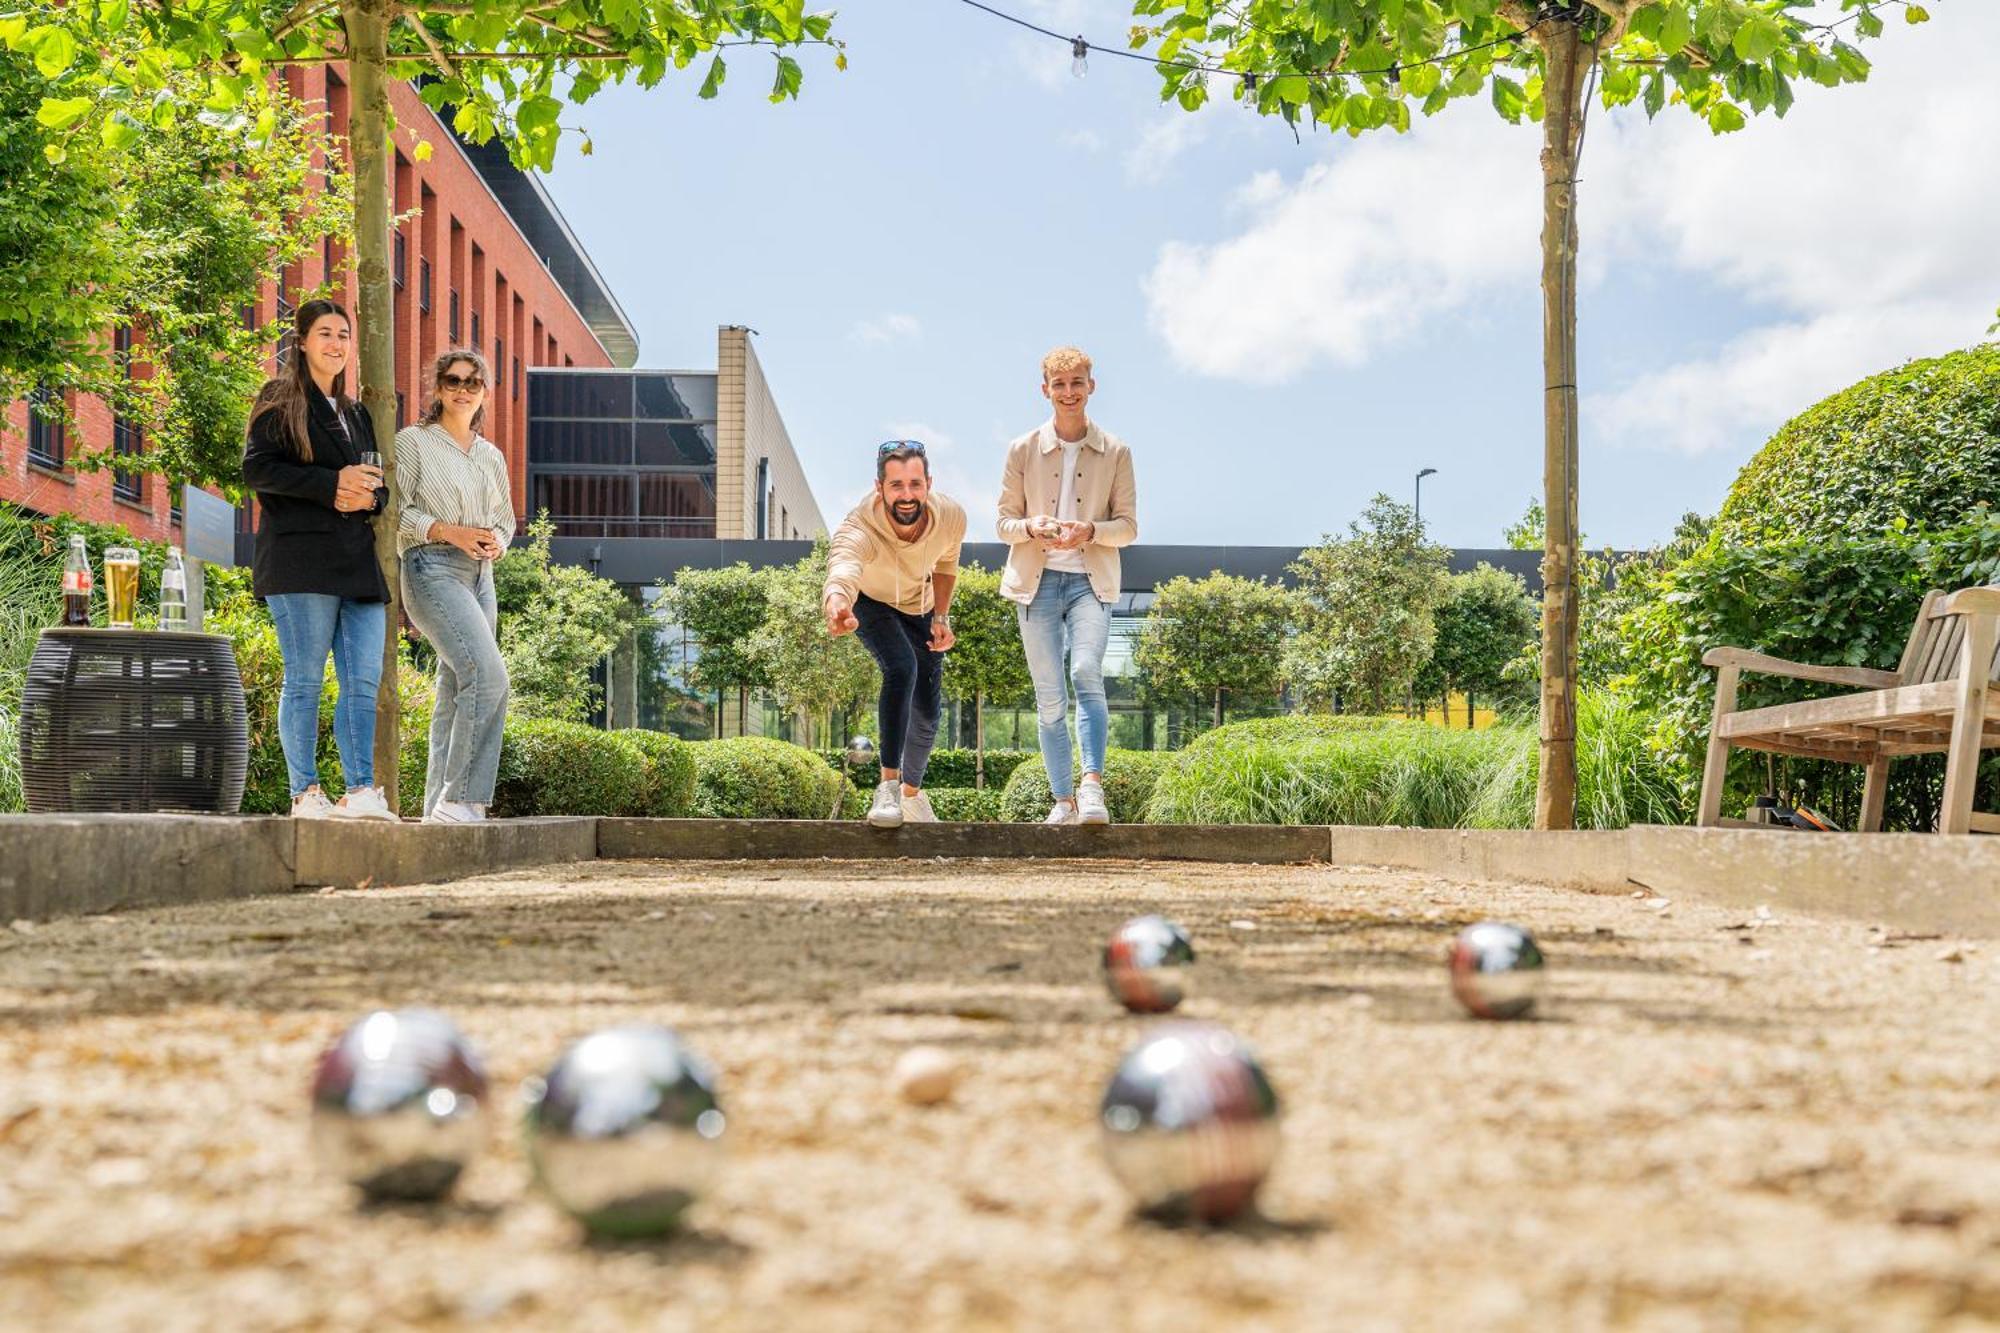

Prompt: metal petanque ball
[844,735,876,768]
[523,1024,726,1237]
[1100,1023,1281,1224]
[1103,915,1196,1014]
[1448,921,1547,1020]
[310,1008,490,1202]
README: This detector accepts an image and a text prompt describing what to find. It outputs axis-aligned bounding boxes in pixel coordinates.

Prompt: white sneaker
[291,787,335,820]
[424,800,486,825]
[1044,800,1078,826]
[1076,779,1110,825]
[901,790,937,823]
[330,785,399,822]
[867,780,904,829]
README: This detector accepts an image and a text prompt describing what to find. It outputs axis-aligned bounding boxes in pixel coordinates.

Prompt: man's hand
[1050,520,1095,551]
[335,464,382,513]
[824,594,858,637]
[1030,515,1061,541]
[928,616,955,652]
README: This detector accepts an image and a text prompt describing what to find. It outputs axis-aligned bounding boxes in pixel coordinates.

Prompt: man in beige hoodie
[996,347,1138,825]
[823,441,967,828]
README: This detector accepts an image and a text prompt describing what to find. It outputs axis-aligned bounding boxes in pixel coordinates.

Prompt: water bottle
[160,547,188,631]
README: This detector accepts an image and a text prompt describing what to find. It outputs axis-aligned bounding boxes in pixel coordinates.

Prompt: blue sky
[528,0,1998,550]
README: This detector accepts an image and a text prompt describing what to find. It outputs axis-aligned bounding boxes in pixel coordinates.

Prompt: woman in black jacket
[241,298,397,820]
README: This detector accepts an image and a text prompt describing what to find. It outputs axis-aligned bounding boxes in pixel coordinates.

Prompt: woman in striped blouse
[395,348,515,824]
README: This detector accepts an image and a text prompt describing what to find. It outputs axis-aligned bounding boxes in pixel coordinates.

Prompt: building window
[275,291,296,371]
[169,485,182,526]
[26,384,64,469]
[322,235,335,282]
[512,357,520,401]
[112,327,142,503]
[470,310,481,352]
[419,257,432,313]
[494,338,505,396]
[241,302,258,331]
[393,232,407,289]
[527,369,721,539]
[396,391,406,428]
[448,289,460,343]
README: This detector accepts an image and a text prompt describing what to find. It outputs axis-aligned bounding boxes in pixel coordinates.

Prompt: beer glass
[104,546,140,629]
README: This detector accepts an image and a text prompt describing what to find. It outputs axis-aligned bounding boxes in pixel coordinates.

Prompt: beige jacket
[997,420,1138,605]
[823,492,966,616]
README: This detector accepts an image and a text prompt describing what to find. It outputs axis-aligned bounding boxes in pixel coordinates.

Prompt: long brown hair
[420,348,491,435]
[247,299,352,463]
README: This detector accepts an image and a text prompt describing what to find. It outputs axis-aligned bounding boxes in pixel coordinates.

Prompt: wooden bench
[1698,587,2000,834]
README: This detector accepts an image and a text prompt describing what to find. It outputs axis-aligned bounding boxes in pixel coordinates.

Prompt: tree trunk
[1534,20,1587,831]
[1466,690,1475,730]
[975,690,986,790]
[1213,688,1223,731]
[346,0,401,806]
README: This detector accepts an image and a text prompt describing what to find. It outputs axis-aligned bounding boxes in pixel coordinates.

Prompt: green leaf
[1905,4,1931,21]
[1732,14,1781,64]
[769,53,802,103]
[1272,74,1309,106]
[36,96,95,131]
[1643,71,1666,118]
[43,141,67,165]
[698,53,726,99]
[1490,74,1525,123]
[1706,101,1745,134]
[25,24,77,78]
[1658,4,1693,55]
[1855,8,1883,37]
[99,108,143,149]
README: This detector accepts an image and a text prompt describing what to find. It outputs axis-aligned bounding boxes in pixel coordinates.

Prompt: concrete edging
[0,815,297,921]
[293,817,601,889]
[597,818,1332,864]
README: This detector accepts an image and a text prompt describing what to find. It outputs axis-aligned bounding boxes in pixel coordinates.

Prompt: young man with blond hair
[997,346,1139,825]
[824,440,966,828]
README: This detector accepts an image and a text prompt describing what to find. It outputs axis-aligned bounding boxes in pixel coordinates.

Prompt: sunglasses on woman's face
[440,372,485,392]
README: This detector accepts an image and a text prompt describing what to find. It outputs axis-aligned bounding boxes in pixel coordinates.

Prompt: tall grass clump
[0,524,62,812]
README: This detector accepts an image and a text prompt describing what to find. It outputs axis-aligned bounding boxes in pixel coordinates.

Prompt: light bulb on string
[1071,35,1089,78]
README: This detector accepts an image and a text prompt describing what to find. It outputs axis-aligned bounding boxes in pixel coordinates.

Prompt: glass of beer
[104,546,140,629]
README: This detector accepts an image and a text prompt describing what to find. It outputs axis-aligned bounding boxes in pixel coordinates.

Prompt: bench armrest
[1937,587,2000,618]
[1701,647,1901,690]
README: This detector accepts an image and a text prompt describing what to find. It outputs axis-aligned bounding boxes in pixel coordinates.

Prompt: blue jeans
[851,594,941,788]
[402,545,508,814]
[266,594,385,797]
[1018,570,1111,800]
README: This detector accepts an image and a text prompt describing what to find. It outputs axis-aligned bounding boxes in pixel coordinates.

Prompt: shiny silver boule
[310,1008,489,1202]
[523,1025,726,1237]
[1449,921,1547,1020]
[1100,1023,1280,1224]
[1103,915,1196,1014]
[844,735,876,767]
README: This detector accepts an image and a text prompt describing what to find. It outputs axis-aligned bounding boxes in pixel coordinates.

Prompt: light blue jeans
[402,545,508,814]
[266,594,385,797]
[1019,570,1111,800]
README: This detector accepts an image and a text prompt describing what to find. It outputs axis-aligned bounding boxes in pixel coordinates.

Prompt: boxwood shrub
[490,717,650,817]
[926,786,1003,822]
[999,749,1172,824]
[618,729,697,818]
[693,737,843,820]
[818,746,1033,791]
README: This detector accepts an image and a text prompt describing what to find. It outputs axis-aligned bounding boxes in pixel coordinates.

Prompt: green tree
[748,540,877,748]
[938,564,1032,787]
[658,561,771,738]
[1285,495,1450,715]
[492,515,634,723]
[1128,0,1907,826]
[1418,563,1539,724]
[1502,497,1545,551]
[1134,571,1295,729]
[20,0,842,802]
[0,48,345,490]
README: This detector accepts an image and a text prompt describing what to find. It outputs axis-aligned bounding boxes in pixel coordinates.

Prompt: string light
[1071,35,1089,79]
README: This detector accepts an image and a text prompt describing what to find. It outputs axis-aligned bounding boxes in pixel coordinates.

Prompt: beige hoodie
[822,492,967,616]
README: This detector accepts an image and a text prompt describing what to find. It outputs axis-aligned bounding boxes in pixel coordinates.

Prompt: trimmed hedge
[693,737,843,820]
[820,746,1034,791]
[619,728,697,818]
[927,786,1004,822]
[999,749,1173,823]
[491,718,650,817]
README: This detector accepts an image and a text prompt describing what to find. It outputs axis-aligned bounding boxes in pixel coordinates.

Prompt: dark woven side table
[17,628,249,814]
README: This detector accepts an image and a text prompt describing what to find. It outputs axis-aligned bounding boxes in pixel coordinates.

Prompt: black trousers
[852,593,942,787]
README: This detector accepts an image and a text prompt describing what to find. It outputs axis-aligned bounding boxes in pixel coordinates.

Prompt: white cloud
[1061,128,1107,153]
[1124,113,1208,184]
[1144,6,2000,447]
[848,313,923,346]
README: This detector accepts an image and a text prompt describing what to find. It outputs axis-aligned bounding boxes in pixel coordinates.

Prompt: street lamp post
[1414,467,1438,530]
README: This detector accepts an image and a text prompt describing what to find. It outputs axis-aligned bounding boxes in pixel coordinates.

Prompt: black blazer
[242,390,390,602]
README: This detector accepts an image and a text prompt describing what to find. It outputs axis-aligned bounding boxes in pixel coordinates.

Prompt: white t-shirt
[1045,437,1087,573]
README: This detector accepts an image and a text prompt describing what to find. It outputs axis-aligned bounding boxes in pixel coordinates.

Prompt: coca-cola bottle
[62,533,92,627]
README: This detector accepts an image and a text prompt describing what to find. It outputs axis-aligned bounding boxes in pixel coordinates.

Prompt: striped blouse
[393,422,517,557]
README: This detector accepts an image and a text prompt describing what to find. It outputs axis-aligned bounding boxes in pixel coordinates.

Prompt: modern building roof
[454,132,641,368]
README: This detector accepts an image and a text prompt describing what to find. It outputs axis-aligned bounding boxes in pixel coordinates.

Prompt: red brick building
[1,68,638,542]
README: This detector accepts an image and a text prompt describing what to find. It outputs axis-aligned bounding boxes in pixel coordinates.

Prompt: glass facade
[527,370,719,539]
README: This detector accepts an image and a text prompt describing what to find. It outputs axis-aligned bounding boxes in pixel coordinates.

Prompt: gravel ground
[1,856,1997,1332]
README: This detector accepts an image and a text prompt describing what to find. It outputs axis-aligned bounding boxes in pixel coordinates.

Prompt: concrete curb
[294,817,601,889]
[596,818,1333,864]
[0,815,297,921]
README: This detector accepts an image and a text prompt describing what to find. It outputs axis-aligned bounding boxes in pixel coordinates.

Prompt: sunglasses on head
[439,371,485,392]
[877,439,926,457]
